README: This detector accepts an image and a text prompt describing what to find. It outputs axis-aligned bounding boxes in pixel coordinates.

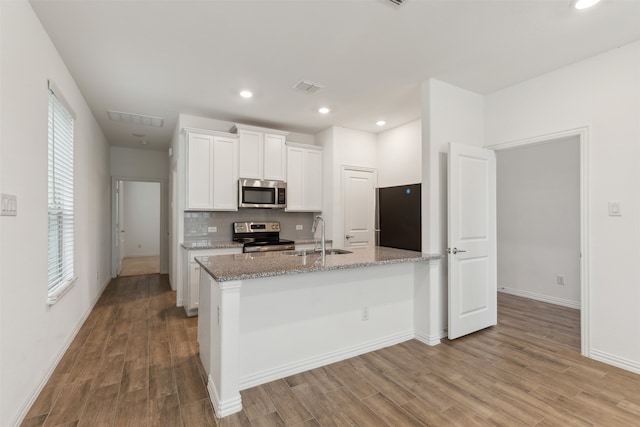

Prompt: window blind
[47,88,75,302]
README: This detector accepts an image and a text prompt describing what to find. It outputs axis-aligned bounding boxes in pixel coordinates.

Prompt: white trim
[46,276,79,306]
[15,277,111,426]
[285,141,322,151]
[590,349,640,375]
[488,126,590,358]
[181,127,237,139]
[414,330,446,346]
[230,123,289,136]
[239,330,413,390]
[207,376,243,418]
[498,287,580,310]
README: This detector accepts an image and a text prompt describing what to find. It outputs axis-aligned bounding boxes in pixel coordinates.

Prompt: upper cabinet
[185,129,238,211]
[232,124,288,181]
[286,143,323,212]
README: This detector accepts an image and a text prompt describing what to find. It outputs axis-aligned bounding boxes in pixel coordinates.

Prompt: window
[47,82,76,305]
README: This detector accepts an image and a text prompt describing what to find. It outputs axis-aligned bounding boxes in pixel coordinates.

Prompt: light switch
[296,225,303,230]
[1,194,17,216]
[208,226,217,232]
[608,201,622,216]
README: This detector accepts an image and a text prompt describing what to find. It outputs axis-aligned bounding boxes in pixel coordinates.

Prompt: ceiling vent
[107,110,164,127]
[294,80,324,94]
[386,0,406,5]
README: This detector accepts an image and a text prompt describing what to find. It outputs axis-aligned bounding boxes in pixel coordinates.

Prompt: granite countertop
[195,246,442,282]
[181,241,243,250]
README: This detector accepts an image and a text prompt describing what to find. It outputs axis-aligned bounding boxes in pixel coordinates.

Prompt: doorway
[489,127,589,355]
[112,178,163,277]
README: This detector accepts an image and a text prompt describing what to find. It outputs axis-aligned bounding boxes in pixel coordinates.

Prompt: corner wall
[420,79,485,340]
[486,40,640,372]
[0,1,111,424]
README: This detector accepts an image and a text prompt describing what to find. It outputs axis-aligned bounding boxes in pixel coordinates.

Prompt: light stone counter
[195,246,441,282]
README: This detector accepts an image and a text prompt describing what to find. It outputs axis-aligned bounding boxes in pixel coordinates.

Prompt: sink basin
[282,249,353,257]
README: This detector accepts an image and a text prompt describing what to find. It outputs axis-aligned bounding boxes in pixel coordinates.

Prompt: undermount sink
[283,249,353,257]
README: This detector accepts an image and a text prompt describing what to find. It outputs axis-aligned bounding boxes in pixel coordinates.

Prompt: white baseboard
[14,276,112,427]
[414,330,446,346]
[238,330,414,390]
[207,376,242,418]
[498,287,580,310]
[590,349,640,375]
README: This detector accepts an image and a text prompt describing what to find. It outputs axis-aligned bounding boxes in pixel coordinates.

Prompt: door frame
[111,176,167,278]
[486,126,590,357]
[340,165,377,249]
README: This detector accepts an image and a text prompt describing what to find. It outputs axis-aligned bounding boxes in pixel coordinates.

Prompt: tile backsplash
[184,209,318,243]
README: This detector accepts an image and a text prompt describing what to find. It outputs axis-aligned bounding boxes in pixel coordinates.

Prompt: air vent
[386,0,406,5]
[107,110,164,127]
[294,80,324,94]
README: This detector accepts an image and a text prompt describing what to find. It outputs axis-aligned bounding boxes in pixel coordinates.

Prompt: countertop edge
[196,252,442,282]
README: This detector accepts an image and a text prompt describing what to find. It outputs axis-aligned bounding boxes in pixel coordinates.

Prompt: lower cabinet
[183,246,242,317]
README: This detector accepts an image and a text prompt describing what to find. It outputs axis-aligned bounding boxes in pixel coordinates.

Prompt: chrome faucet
[311,215,326,258]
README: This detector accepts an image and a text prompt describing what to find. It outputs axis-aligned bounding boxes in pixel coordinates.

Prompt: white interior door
[343,168,376,249]
[448,143,497,339]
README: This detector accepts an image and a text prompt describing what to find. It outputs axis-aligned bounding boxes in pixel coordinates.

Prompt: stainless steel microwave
[238,179,287,209]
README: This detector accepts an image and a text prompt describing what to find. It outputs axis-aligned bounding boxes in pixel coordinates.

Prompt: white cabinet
[232,124,288,181]
[286,143,323,212]
[185,130,238,211]
[182,246,243,317]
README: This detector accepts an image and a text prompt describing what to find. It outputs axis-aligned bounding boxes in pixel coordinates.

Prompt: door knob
[447,247,466,254]
[345,234,355,239]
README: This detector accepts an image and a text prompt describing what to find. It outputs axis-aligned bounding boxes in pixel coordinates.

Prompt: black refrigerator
[375,183,421,252]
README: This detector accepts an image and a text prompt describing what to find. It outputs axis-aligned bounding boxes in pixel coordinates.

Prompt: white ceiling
[29,0,640,151]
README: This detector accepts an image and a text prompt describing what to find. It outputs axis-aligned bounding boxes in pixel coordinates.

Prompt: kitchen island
[196,247,442,417]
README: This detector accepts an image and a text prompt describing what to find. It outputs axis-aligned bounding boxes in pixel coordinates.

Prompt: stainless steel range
[232,221,295,253]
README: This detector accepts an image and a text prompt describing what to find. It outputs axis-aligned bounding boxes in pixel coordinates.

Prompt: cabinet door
[285,146,305,211]
[212,136,238,210]
[264,133,286,181]
[188,262,201,310]
[238,130,263,179]
[305,149,323,211]
[187,133,214,209]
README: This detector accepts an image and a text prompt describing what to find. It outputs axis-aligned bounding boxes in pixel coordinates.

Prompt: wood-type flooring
[119,256,160,277]
[22,274,640,426]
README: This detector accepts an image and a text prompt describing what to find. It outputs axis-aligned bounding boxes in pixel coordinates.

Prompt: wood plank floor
[22,274,640,426]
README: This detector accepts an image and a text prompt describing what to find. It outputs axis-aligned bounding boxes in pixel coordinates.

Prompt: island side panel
[199,269,243,417]
[238,262,417,389]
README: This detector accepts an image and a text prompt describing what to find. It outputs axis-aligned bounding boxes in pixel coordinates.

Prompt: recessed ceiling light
[376,120,386,126]
[574,0,600,9]
[140,140,149,145]
[240,90,253,98]
[318,107,331,114]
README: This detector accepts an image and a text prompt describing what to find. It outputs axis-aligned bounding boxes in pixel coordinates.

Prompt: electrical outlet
[362,306,369,321]
[208,226,217,232]
[556,275,565,286]
[296,224,303,230]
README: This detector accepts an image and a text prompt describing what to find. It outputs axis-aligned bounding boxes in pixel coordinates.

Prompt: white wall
[420,78,485,341]
[122,181,161,257]
[486,40,640,372]
[110,146,169,273]
[496,137,581,308]
[318,126,378,246]
[377,119,422,187]
[0,1,111,425]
